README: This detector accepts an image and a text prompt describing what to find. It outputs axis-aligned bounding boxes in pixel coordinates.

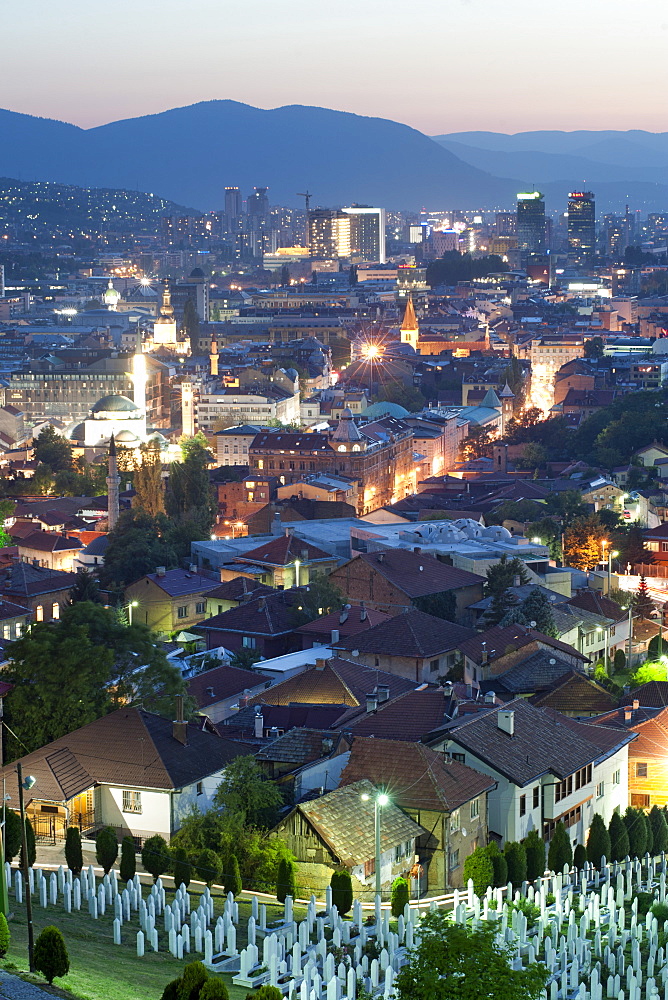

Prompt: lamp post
[608,549,619,594]
[17,762,35,971]
[127,600,138,626]
[601,539,609,574]
[361,789,389,898]
[0,783,8,918]
[294,559,301,588]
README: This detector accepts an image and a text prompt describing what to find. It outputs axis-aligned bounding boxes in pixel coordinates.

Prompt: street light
[17,763,36,971]
[608,549,619,593]
[127,600,138,626]
[361,789,389,898]
[294,559,301,588]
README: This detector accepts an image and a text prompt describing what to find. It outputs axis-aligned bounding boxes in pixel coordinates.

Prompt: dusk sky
[3,0,666,134]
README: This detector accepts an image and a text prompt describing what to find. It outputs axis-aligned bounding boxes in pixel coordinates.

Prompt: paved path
[0,972,52,999]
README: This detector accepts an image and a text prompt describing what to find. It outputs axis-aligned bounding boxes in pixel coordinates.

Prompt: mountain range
[2,101,668,213]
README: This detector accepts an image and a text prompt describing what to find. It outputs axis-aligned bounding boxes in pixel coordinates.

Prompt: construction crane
[297,191,312,214]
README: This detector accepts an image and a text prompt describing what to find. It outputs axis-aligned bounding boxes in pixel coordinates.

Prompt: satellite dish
[461,828,468,838]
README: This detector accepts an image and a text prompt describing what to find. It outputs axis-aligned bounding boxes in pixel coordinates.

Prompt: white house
[428,698,634,852]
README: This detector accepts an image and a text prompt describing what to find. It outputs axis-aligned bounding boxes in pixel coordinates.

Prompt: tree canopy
[212,755,284,829]
[34,426,72,472]
[99,509,178,589]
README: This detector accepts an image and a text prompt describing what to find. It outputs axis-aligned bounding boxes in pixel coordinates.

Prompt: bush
[0,912,10,957]
[523,829,545,881]
[643,810,654,855]
[573,844,587,870]
[652,901,668,923]
[548,822,572,873]
[195,849,220,888]
[20,816,36,869]
[65,827,83,876]
[485,842,507,888]
[650,805,668,854]
[330,870,353,915]
[4,810,22,862]
[624,806,647,858]
[33,925,69,984]
[613,648,626,673]
[120,836,136,883]
[225,854,242,896]
[504,841,527,887]
[177,961,208,1000]
[161,980,181,1000]
[199,983,229,1000]
[587,814,611,868]
[463,846,494,896]
[252,989,283,1000]
[95,826,118,874]
[609,811,630,862]
[173,846,192,888]
[276,857,295,903]
[142,835,169,882]
[391,876,409,917]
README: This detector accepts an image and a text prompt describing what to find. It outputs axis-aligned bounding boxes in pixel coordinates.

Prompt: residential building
[308,210,351,259]
[205,578,274,618]
[196,385,300,432]
[0,561,75,622]
[296,604,391,649]
[255,728,352,798]
[0,599,31,642]
[126,568,219,637]
[342,206,386,263]
[220,531,338,589]
[215,425,262,467]
[458,623,589,687]
[186,664,274,725]
[196,587,306,658]
[17,530,83,572]
[590,702,668,811]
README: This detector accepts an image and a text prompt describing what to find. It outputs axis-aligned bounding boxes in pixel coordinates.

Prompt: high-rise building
[342,205,386,263]
[0,264,4,298]
[516,192,545,254]
[308,210,351,259]
[224,187,242,221]
[567,192,596,263]
[247,187,270,220]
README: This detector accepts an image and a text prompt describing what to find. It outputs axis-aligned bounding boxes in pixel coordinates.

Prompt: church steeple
[400,294,419,350]
[106,433,120,531]
[210,333,219,377]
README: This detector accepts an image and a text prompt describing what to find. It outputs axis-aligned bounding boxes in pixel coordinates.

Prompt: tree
[634,575,655,619]
[573,844,587,870]
[330,870,353,915]
[0,912,10,957]
[33,925,70,985]
[291,574,344,625]
[643,810,654,855]
[544,490,590,529]
[177,960,208,1000]
[276,857,295,903]
[485,841,508,888]
[95,826,118,874]
[194,849,220,887]
[523,829,545,881]
[624,806,647,858]
[226,853,242,896]
[586,814,611,867]
[413,590,457,623]
[4,809,22,863]
[504,841,527,887]
[64,827,83,875]
[34,426,72,472]
[518,588,558,638]
[252,989,282,1000]
[68,569,100,604]
[484,590,519,628]
[462,846,494,896]
[584,337,604,359]
[394,911,548,1000]
[20,817,36,869]
[213,755,283,829]
[547,822,572,873]
[608,811,630,862]
[133,442,165,517]
[182,297,200,343]
[199,982,229,1000]
[142,835,169,882]
[613,648,626,673]
[120,836,136,883]
[514,442,548,471]
[391,876,409,917]
[649,805,668,854]
[230,647,263,671]
[172,846,192,888]
[100,509,178,589]
[458,425,494,462]
[563,515,607,571]
[165,434,216,556]
[485,555,530,597]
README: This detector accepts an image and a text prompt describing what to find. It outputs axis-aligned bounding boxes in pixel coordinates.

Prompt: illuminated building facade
[517,192,546,254]
[568,192,596,264]
[400,295,419,350]
[308,209,351,259]
[342,205,386,263]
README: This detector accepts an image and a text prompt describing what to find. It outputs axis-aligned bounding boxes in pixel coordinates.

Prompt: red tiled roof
[335,608,476,658]
[338,688,450,741]
[187,663,272,708]
[567,590,626,623]
[238,534,332,566]
[529,671,617,714]
[357,550,484,598]
[248,656,416,709]
[18,531,82,553]
[458,623,588,665]
[296,605,391,637]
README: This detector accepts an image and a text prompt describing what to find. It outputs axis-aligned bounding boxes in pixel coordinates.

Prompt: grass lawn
[1,888,302,1000]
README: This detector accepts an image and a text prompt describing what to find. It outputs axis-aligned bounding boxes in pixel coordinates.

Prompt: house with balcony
[427,698,634,851]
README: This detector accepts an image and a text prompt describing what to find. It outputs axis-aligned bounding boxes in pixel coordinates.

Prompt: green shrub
[504,841,527,887]
[573,844,587,870]
[330,870,353,915]
[120,836,136,883]
[160,981,181,1000]
[225,854,242,896]
[0,912,10,957]
[276,857,296,903]
[609,811,630,862]
[463,846,494,896]
[195,849,221,888]
[652,902,668,923]
[172,847,192,889]
[624,806,647,858]
[177,961,208,1000]
[141,835,169,882]
[613,648,626,673]
[650,805,668,854]
[20,816,36,869]
[391,876,409,917]
[199,982,229,1000]
[95,826,118,874]
[485,842,507,888]
[587,814,611,868]
[636,892,654,917]
[523,829,545,881]
[548,822,572,873]
[252,989,283,1000]
[33,925,69,984]
[64,827,83,876]
[4,810,22,862]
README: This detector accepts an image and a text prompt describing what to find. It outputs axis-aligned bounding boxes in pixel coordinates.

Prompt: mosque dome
[190,267,205,278]
[65,422,85,442]
[91,394,139,414]
[114,429,141,443]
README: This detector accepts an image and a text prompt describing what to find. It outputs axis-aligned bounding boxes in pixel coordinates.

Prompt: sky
[2,0,667,134]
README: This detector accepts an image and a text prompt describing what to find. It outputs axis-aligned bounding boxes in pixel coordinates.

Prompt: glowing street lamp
[17,764,36,970]
[608,549,619,592]
[127,600,138,626]
[361,789,390,898]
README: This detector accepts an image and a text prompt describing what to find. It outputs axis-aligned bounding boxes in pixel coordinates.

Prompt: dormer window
[337,445,346,453]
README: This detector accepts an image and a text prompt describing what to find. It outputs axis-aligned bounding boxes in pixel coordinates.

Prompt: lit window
[52,603,59,620]
[449,809,460,832]
[470,798,479,820]
[337,445,346,452]
[122,790,142,813]
[35,605,43,622]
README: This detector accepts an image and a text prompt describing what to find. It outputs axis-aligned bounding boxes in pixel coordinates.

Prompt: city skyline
[2,0,666,134]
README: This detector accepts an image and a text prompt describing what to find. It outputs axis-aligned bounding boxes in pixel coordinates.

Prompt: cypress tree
[33,926,69,985]
[276,858,296,903]
[485,841,508,888]
[587,814,611,868]
[643,811,654,855]
[608,812,630,862]
[172,847,192,889]
[119,836,136,883]
[649,805,668,855]
[573,844,587,870]
[64,827,83,876]
[95,826,118,874]
[391,877,409,917]
[624,806,647,858]
[547,822,572,873]
[226,854,242,897]
[504,841,527,887]
[4,810,22,863]
[523,829,546,881]
[462,847,494,896]
[20,817,36,869]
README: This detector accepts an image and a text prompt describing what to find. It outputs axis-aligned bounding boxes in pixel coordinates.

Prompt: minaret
[210,334,219,377]
[182,380,195,437]
[499,382,515,437]
[107,433,120,531]
[400,294,419,350]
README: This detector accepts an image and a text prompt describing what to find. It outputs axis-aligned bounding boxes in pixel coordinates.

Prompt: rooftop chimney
[359,602,367,622]
[484,691,495,704]
[632,699,639,711]
[481,642,488,665]
[513,575,521,587]
[376,684,390,704]
[284,526,294,537]
[156,566,166,578]
[254,707,264,738]
[414,546,421,554]
[172,695,188,745]
[497,709,515,736]
[624,707,633,722]
[315,658,327,671]
[206,687,214,698]
[377,552,384,563]
[366,693,378,713]
[330,629,340,644]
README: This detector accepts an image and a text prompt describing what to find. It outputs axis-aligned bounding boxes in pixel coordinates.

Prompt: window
[449,849,460,871]
[451,753,465,764]
[2,626,8,641]
[242,636,256,649]
[519,795,526,817]
[631,793,650,809]
[636,762,648,777]
[596,781,605,799]
[195,602,205,615]
[449,809,460,833]
[613,769,621,784]
[470,798,479,820]
[533,786,540,810]
[429,658,439,674]
[52,603,59,620]
[196,781,203,796]
[177,605,188,619]
[35,605,43,622]
[122,790,142,814]
[364,858,375,878]
[394,844,403,863]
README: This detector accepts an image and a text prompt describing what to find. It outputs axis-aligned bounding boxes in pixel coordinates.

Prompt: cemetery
[7,852,668,999]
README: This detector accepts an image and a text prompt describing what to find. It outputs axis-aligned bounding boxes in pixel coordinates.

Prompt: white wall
[172,769,229,831]
[100,785,171,839]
